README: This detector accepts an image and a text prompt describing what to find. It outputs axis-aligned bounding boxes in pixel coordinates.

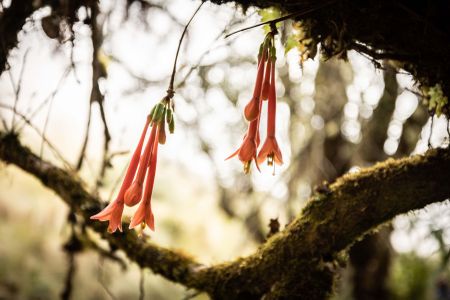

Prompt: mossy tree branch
[0,132,203,288]
[1,131,450,299]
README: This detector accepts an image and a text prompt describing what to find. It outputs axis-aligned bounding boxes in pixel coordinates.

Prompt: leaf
[97,50,111,71]
[426,84,448,117]
[284,35,300,55]
[258,7,282,34]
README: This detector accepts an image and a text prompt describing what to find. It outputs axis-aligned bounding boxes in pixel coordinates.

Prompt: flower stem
[167,2,204,96]
[224,0,337,39]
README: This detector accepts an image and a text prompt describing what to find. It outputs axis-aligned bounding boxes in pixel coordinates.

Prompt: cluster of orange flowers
[227,32,283,173]
[92,32,283,233]
[91,101,174,233]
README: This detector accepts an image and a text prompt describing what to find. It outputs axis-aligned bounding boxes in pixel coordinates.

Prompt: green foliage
[258,7,281,34]
[284,35,300,55]
[424,84,448,117]
[389,253,433,300]
[283,21,317,62]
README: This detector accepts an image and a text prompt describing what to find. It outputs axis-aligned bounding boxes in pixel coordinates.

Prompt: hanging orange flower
[90,117,150,232]
[257,55,283,168]
[244,50,267,122]
[228,30,283,174]
[124,124,158,207]
[129,127,159,230]
[226,119,261,174]
[91,101,174,232]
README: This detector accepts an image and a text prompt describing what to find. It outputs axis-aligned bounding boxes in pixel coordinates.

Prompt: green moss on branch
[1,131,450,299]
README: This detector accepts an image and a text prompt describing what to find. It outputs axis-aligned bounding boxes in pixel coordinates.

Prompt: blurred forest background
[0,0,450,299]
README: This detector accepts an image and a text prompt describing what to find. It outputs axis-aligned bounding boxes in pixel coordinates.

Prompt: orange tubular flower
[257,58,283,168]
[90,118,150,233]
[226,119,260,174]
[260,59,272,101]
[244,50,267,122]
[129,127,160,230]
[124,124,158,207]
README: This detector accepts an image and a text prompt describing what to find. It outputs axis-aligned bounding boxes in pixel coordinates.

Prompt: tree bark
[1,131,450,299]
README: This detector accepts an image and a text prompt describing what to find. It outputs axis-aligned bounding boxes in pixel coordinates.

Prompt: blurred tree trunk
[349,65,428,300]
[348,66,398,300]
[310,59,396,299]
[312,62,428,299]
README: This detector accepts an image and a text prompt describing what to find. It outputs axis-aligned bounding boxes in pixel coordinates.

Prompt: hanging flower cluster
[90,99,175,233]
[227,31,283,174]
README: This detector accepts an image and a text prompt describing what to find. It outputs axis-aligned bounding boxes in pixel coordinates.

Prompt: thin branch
[97,257,118,300]
[17,66,72,132]
[0,103,73,169]
[139,270,145,300]
[224,0,337,38]
[168,2,204,94]
[61,220,77,300]
[76,104,92,170]
[60,251,76,300]
[77,2,111,185]
[428,115,434,148]
[9,48,30,131]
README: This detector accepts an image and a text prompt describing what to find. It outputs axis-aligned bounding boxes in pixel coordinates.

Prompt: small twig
[447,118,450,138]
[80,231,127,269]
[17,66,72,132]
[9,48,30,131]
[167,2,204,94]
[97,257,118,300]
[0,103,73,169]
[224,1,337,38]
[97,98,112,186]
[139,270,145,300]
[175,11,246,90]
[182,291,201,300]
[68,35,81,84]
[61,213,78,300]
[60,249,76,300]
[76,103,92,170]
[39,80,59,163]
[77,2,112,177]
[428,114,434,148]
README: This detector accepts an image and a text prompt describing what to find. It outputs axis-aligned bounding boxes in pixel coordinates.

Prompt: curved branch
[0,132,203,287]
[195,146,450,298]
[1,131,450,298]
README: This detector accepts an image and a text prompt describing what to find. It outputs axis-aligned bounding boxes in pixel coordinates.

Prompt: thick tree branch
[0,132,203,288]
[195,146,450,298]
[1,132,450,298]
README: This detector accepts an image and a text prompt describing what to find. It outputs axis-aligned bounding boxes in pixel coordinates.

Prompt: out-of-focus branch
[348,66,397,300]
[1,132,450,298]
[76,2,111,189]
[0,132,203,287]
[356,65,397,164]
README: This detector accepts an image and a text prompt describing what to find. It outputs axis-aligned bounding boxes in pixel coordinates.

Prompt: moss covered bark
[2,132,449,299]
